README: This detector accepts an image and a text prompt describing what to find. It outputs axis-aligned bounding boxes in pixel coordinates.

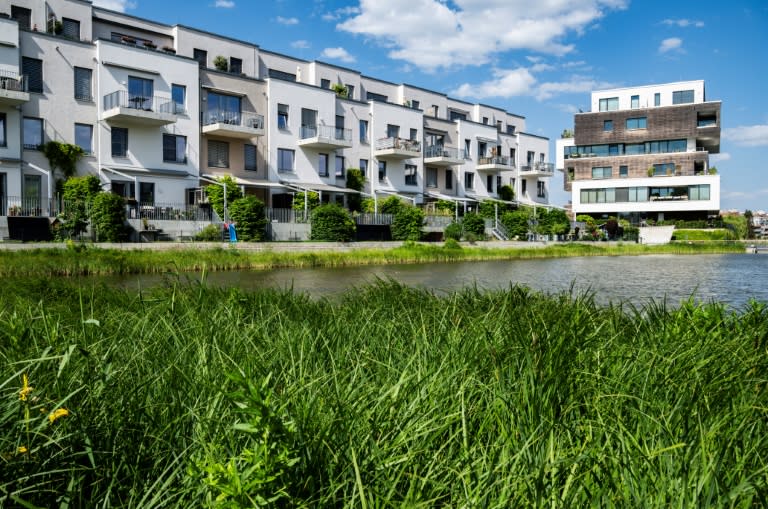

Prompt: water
[105,253,768,309]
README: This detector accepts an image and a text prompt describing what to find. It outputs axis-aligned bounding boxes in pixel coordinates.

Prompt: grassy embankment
[1,279,767,507]
[0,240,746,276]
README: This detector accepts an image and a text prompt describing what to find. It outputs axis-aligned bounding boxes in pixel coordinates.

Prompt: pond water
[104,253,768,309]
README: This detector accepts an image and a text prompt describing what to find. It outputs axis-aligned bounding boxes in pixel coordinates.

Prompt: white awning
[425,191,476,203]
[202,174,285,188]
[280,180,360,194]
[104,166,194,178]
[475,136,499,144]
[465,193,518,206]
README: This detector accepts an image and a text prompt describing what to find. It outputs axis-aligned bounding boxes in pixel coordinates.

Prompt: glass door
[23,174,41,216]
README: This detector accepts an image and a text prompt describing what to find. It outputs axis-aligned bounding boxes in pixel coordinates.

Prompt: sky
[95,0,768,212]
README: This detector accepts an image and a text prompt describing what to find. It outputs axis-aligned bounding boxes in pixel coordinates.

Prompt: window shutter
[62,19,80,39]
[23,58,43,94]
[74,68,92,100]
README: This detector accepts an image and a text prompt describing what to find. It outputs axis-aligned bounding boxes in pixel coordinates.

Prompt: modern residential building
[1,0,553,235]
[556,81,721,224]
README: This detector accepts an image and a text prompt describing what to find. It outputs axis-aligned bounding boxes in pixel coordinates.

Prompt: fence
[354,213,393,225]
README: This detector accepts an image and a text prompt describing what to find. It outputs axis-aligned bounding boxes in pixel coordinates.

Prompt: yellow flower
[19,374,32,401]
[17,446,28,454]
[48,408,69,424]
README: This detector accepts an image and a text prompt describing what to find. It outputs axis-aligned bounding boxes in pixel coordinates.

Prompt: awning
[202,174,286,188]
[280,180,360,194]
[103,167,194,178]
[466,193,518,206]
[475,136,499,144]
[425,191,477,203]
[102,61,160,75]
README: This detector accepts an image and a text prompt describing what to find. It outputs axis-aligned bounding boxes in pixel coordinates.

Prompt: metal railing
[125,202,214,221]
[354,213,393,225]
[267,208,309,223]
[2,196,53,217]
[300,124,352,143]
[424,145,464,159]
[424,215,454,227]
[533,162,555,173]
[103,90,176,114]
[375,137,421,152]
[203,110,264,129]
[478,155,512,167]
[0,70,27,92]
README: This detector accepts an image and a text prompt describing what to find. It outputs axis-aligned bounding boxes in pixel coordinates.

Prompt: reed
[1,279,766,506]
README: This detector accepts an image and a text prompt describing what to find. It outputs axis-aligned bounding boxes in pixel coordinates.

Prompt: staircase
[491,222,509,241]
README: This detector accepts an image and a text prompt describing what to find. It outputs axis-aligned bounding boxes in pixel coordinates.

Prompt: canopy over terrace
[424,190,478,219]
[279,180,361,214]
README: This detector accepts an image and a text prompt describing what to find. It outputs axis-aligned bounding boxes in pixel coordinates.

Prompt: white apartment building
[557,81,721,223]
[1,0,553,225]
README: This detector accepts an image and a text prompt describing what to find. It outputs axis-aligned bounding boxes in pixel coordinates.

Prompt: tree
[59,175,101,238]
[331,83,349,98]
[345,168,365,212]
[745,210,755,239]
[561,128,574,138]
[205,175,242,220]
[380,196,405,215]
[500,209,530,239]
[391,206,424,241]
[229,196,268,241]
[310,204,356,241]
[91,192,127,242]
[498,185,515,202]
[291,190,319,219]
[462,212,486,237]
[545,208,571,237]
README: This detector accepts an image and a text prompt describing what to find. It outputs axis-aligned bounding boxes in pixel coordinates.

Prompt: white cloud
[452,68,537,99]
[322,6,361,21]
[710,152,731,163]
[723,125,768,147]
[215,0,235,7]
[662,18,704,28]
[659,37,683,53]
[291,40,310,49]
[337,0,628,71]
[276,16,299,25]
[536,76,614,100]
[321,47,356,63]
[91,0,136,12]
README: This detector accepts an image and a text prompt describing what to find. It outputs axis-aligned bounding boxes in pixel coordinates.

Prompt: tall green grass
[1,279,766,507]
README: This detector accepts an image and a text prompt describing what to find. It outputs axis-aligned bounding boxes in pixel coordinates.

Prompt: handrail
[300,124,352,142]
[375,137,421,152]
[103,90,176,114]
[203,110,264,129]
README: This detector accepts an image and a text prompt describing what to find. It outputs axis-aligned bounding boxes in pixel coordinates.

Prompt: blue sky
[96,0,768,212]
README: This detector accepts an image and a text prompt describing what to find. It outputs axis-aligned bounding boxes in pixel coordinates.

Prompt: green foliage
[477,200,513,219]
[310,204,356,241]
[58,175,102,239]
[41,141,85,178]
[498,185,515,202]
[435,200,456,215]
[206,176,243,220]
[91,192,127,242]
[380,195,406,215]
[291,191,319,215]
[229,196,267,242]
[722,214,748,239]
[443,238,461,249]
[213,55,228,71]
[561,128,574,138]
[673,229,734,241]
[576,214,597,231]
[345,168,365,212]
[500,209,531,239]
[462,212,486,237]
[542,208,571,236]
[195,224,225,241]
[331,83,349,98]
[391,206,424,241]
[443,222,462,241]
[709,165,718,175]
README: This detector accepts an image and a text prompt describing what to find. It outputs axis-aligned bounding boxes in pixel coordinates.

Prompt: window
[410,128,418,141]
[208,140,229,168]
[128,76,153,110]
[689,184,710,201]
[426,167,437,188]
[652,163,676,176]
[62,18,80,39]
[346,85,354,99]
[22,57,43,94]
[619,165,628,178]
[496,175,502,191]
[75,124,92,154]
[0,113,5,147]
[172,84,186,114]
[405,164,417,186]
[672,89,694,104]
[23,117,43,149]
[359,159,368,177]
[526,151,535,166]
[229,57,242,74]
[387,124,400,138]
[631,95,639,108]
[244,144,257,171]
[626,117,647,130]
[366,91,387,102]
[335,115,345,139]
[73,67,92,101]
[111,127,128,157]
[482,117,488,125]
[207,92,241,124]
[464,139,471,159]
[450,110,467,121]
[507,125,516,135]
[163,134,187,163]
[445,169,453,189]
[411,100,419,110]
[321,78,330,89]
[139,182,155,204]
[277,148,294,172]
[598,97,619,111]
[591,166,612,179]
[318,153,329,177]
[378,160,386,181]
[111,180,134,198]
[335,156,345,178]
[432,105,439,117]
[603,120,613,132]
[193,48,207,68]
[486,174,494,193]
[359,119,368,142]
[464,172,474,190]
[510,148,516,162]
[654,93,661,107]
[11,5,31,29]
[540,153,545,163]
[268,68,297,81]
[537,181,546,198]
[277,104,289,129]
[521,180,527,195]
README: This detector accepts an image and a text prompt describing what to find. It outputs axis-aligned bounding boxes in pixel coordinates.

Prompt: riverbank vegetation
[1,280,766,506]
[0,241,746,277]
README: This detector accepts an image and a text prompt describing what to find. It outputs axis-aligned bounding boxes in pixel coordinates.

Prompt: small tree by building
[91,192,127,242]
[345,168,365,212]
[205,175,242,220]
[462,212,486,237]
[59,175,101,239]
[213,55,228,72]
[391,206,424,241]
[229,196,268,241]
[310,204,356,241]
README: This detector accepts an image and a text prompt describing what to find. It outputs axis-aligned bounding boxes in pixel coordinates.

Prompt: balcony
[519,162,555,177]
[424,145,465,166]
[298,124,352,149]
[0,72,29,105]
[102,90,177,126]
[202,110,265,138]
[476,155,513,171]
[374,137,421,160]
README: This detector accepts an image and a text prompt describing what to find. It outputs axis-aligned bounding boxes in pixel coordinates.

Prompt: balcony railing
[0,70,27,92]
[533,162,555,173]
[478,155,512,166]
[103,90,176,114]
[424,145,464,159]
[267,208,309,223]
[300,124,352,143]
[375,137,421,152]
[203,110,264,129]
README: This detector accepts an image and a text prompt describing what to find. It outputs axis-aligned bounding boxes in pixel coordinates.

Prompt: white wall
[174,26,258,78]
[591,80,706,111]
[369,100,423,195]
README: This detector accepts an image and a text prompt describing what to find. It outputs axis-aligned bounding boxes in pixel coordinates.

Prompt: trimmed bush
[310,204,356,241]
[229,196,268,241]
[462,212,486,237]
[194,224,224,241]
[444,222,462,241]
[500,209,530,240]
[391,206,424,241]
[91,192,127,242]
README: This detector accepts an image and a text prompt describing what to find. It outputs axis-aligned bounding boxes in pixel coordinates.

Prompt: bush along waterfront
[0,279,766,506]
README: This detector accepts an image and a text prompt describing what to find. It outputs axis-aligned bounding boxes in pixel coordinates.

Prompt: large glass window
[277,104,289,129]
[335,156,345,178]
[386,124,400,138]
[277,148,294,172]
[464,172,474,190]
[318,153,329,177]
[359,119,368,142]
[208,140,229,168]
[672,89,694,104]
[378,160,386,181]
[207,92,241,124]
[163,134,186,163]
[591,166,611,179]
[689,184,710,201]
[445,169,453,189]
[652,163,676,176]
[0,113,6,147]
[244,144,257,171]
[139,182,155,204]
[449,110,467,121]
[426,167,437,188]
[22,57,43,94]
[405,164,417,186]
[172,84,186,114]
[598,97,619,111]
[128,76,153,110]
[366,91,387,102]
[111,127,128,157]
[74,67,92,101]
[23,117,43,149]
[626,117,647,130]
[75,123,92,154]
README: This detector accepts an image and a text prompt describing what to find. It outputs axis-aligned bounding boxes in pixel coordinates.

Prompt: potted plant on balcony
[143,40,157,49]
[121,35,136,45]
[331,83,349,99]
[647,166,655,177]
[213,55,228,72]
[162,45,176,54]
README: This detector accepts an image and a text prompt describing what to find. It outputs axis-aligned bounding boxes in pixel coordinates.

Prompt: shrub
[443,238,461,249]
[380,196,406,215]
[498,185,515,202]
[91,192,127,242]
[59,175,102,239]
[41,141,85,178]
[213,55,228,71]
[391,206,424,241]
[205,176,242,220]
[194,224,224,241]
[443,222,462,241]
[435,200,455,215]
[500,209,530,239]
[462,213,486,237]
[229,196,268,241]
[291,191,319,216]
[310,204,356,241]
[345,169,365,212]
